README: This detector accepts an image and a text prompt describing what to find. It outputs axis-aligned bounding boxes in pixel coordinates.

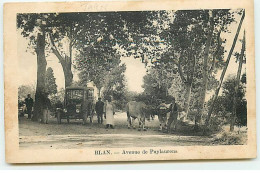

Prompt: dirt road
[19,112,213,149]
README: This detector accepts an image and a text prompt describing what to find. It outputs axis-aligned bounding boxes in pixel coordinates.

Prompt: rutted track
[19,112,212,149]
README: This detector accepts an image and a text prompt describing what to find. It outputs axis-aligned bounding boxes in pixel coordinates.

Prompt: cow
[126,101,147,131]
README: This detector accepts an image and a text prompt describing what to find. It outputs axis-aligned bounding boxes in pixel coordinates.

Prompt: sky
[120,57,147,93]
[18,11,246,96]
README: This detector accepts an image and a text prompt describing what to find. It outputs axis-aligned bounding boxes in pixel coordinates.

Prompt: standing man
[25,94,34,119]
[42,92,52,124]
[167,97,179,133]
[95,97,104,124]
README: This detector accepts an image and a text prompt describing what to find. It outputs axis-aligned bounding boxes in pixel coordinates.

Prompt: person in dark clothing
[167,97,179,133]
[95,98,104,124]
[25,94,34,119]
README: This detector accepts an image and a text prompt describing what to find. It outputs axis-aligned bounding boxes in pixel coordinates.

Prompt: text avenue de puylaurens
[95,149,178,155]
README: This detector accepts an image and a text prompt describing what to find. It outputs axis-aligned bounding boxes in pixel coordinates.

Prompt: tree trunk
[49,34,73,88]
[64,62,73,87]
[32,32,47,122]
[230,30,245,131]
[184,50,196,119]
[177,50,195,120]
[196,10,214,126]
[183,83,192,111]
[205,10,245,127]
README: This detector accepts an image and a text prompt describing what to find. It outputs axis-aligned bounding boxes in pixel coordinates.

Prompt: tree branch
[209,26,223,73]
[188,48,196,84]
[69,38,74,62]
[70,38,76,47]
[49,33,65,65]
[178,52,188,84]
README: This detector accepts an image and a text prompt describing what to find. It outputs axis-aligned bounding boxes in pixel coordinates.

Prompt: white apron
[105,102,114,125]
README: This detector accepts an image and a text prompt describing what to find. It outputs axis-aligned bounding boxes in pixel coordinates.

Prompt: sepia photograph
[4,0,256,163]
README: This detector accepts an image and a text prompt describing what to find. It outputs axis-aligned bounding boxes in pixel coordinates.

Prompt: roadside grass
[169,119,247,145]
[211,126,247,145]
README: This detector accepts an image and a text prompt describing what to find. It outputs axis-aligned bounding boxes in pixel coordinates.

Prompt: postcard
[4,0,256,163]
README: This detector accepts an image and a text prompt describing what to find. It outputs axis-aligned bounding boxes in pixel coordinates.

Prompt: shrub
[212,131,247,145]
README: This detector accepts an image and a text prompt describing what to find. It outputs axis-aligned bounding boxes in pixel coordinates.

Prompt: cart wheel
[57,112,61,124]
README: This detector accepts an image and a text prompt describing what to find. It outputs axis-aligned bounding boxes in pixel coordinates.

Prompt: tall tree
[196,10,215,125]
[206,10,245,127]
[33,31,47,122]
[230,30,246,131]
[46,13,85,88]
[160,10,208,117]
[46,13,97,87]
[17,14,48,121]
[158,10,232,123]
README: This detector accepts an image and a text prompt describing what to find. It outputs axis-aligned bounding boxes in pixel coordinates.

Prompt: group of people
[20,93,52,124]
[21,93,115,128]
[96,96,180,132]
[95,97,115,129]
[22,93,179,132]
[157,97,179,133]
